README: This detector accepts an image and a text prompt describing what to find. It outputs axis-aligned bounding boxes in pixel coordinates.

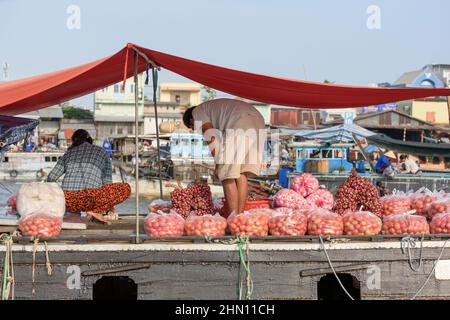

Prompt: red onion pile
[167,180,214,218]
[334,170,382,217]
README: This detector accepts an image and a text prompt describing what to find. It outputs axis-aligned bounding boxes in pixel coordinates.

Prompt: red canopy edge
[0,42,449,115]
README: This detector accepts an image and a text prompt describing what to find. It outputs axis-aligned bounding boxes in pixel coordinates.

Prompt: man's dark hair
[400,154,408,161]
[70,129,93,149]
[182,106,197,129]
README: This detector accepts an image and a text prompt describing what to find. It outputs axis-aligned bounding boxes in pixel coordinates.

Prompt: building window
[426,112,436,123]
[118,127,123,134]
[52,157,57,162]
[45,157,51,162]
[3,157,8,163]
[102,87,108,93]
[128,126,133,134]
[114,85,119,93]
[175,95,181,103]
[131,84,134,93]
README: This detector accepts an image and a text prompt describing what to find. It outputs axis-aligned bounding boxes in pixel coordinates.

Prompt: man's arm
[202,122,218,157]
[47,157,65,182]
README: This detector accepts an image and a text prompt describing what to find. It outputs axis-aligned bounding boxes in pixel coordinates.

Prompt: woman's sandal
[86,211,109,223]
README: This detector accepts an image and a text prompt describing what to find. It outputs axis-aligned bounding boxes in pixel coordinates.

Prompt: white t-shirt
[192,98,262,132]
[403,159,419,174]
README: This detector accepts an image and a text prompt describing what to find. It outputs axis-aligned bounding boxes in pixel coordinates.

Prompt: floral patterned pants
[64,183,131,214]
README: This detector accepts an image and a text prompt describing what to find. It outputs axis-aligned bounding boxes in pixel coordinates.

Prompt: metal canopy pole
[152,68,163,199]
[133,50,140,243]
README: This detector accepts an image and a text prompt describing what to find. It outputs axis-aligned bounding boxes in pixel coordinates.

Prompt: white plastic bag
[16,182,66,218]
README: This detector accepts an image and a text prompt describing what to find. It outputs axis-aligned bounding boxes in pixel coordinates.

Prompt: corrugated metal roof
[394,70,421,86]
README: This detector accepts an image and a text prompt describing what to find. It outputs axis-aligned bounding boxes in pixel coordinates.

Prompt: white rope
[411,239,449,300]
[319,236,355,300]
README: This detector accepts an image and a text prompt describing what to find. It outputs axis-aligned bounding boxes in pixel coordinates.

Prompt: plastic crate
[220,197,273,218]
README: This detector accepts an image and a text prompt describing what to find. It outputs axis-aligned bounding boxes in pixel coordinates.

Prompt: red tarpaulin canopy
[0,43,449,115]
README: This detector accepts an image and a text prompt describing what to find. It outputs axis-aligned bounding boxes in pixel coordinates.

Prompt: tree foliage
[62,105,93,119]
[202,86,217,102]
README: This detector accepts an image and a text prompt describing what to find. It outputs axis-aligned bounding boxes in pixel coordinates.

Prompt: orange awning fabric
[1,42,449,115]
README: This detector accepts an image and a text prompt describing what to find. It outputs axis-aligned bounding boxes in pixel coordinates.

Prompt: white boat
[0,151,64,180]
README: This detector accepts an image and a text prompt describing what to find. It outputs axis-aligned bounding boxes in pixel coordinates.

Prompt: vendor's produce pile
[16,182,66,237]
[143,174,450,238]
[334,170,382,216]
[166,180,214,218]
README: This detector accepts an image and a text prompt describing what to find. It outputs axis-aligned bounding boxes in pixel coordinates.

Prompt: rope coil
[401,235,424,272]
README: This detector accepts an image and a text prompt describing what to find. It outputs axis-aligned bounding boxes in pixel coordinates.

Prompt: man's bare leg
[236,173,249,214]
[222,179,239,215]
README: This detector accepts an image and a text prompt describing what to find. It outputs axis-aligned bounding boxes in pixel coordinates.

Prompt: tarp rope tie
[1,234,14,300]
[401,235,424,272]
[203,236,253,300]
[44,241,52,276]
[31,238,38,295]
[319,236,355,300]
[236,236,253,300]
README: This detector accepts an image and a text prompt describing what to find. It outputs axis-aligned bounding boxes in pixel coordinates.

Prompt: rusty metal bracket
[300,263,371,277]
[82,263,151,277]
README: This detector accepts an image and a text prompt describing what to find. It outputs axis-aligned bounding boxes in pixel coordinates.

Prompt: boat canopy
[367,134,450,157]
[1,43,450,115]
[294,124,376,143]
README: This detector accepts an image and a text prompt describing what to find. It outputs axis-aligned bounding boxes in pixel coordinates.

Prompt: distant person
[376,181,391,197]
[375,151,396,177]
[47,129,130,223]
[281,147,289,162]
[399,154,420,174]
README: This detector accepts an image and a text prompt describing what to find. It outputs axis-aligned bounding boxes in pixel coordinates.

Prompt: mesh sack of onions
[380,193,412,216]
[410,193,438,219]
[429,198,450,218]
[227,211,270,237]
[144,211,185,237]
[148,199,172,214]
[273,189,307,209]
[430,212,450,234]
[343,209,382,236]
[18,213,62,237]
[307,208,344,236]
[306,188,334,210]
[382,212,429,235]
[334,169,382,217]
[290,173,319,197]
[269,210,307,236]
[184,213,227,236]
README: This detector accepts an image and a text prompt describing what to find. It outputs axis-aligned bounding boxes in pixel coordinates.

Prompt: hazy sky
[1,0,449,107]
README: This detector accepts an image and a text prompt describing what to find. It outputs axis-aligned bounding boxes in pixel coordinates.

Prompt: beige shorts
[216,113,265,182]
